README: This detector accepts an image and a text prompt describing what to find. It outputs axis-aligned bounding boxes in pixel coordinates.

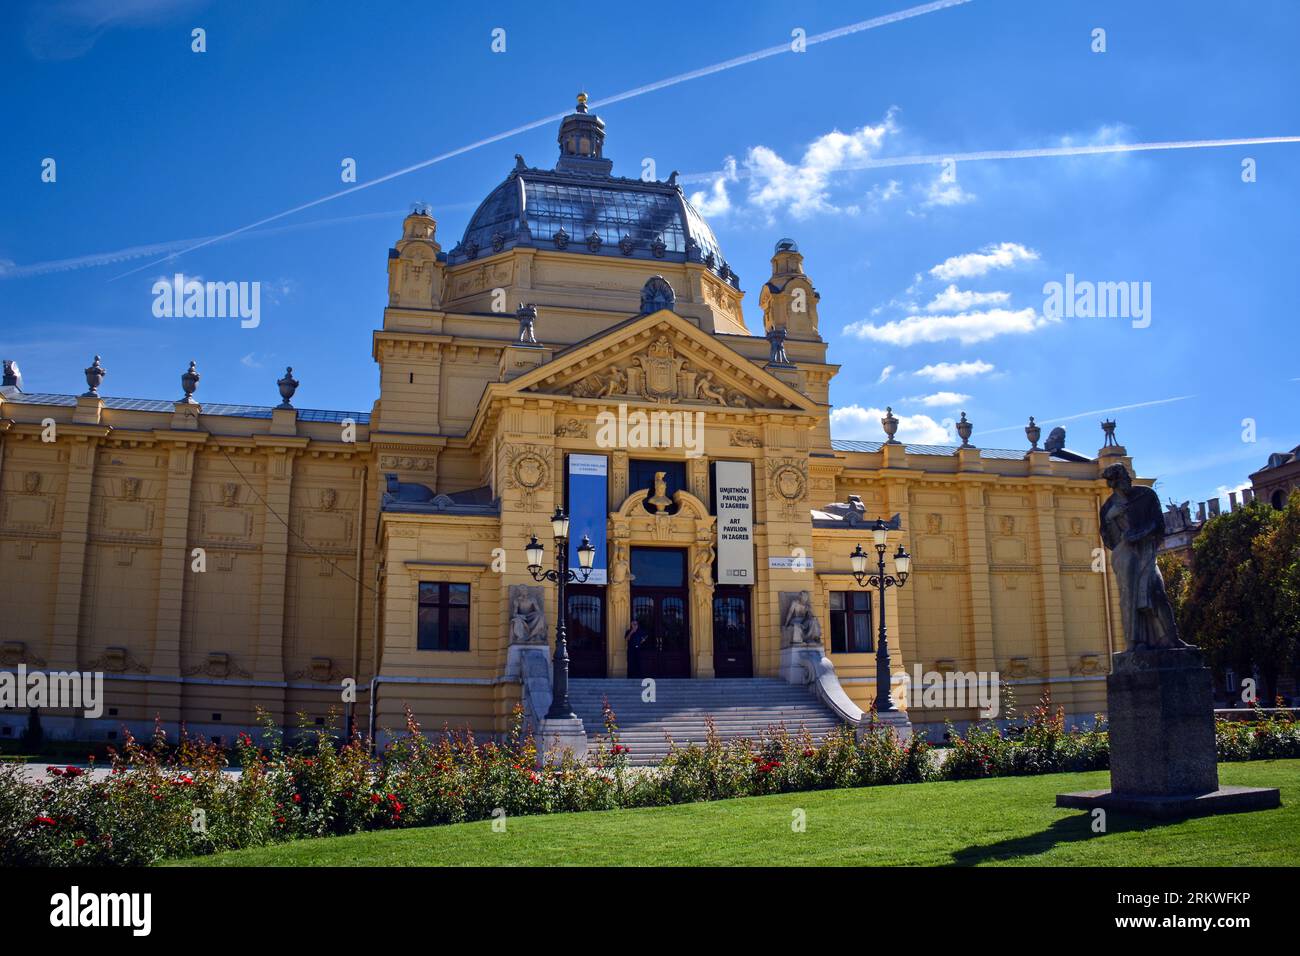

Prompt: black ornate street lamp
[849,518,912,713]
[525,507,595,720]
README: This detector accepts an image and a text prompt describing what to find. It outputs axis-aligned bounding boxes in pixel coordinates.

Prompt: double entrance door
[629,547,690,679]
[566,548,754,680]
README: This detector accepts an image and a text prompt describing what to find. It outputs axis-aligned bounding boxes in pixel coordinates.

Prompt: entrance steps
[566,678,849,766]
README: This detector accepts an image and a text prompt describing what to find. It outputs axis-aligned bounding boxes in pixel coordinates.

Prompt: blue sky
[2,0,1297,509]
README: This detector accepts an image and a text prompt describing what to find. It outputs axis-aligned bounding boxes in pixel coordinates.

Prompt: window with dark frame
[417,582,471,651]
[829,590,873,653]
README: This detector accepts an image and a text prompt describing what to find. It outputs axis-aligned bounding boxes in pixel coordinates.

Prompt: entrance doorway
[629,547,690,678]
[712,586,753,678]
[566,585,606,678]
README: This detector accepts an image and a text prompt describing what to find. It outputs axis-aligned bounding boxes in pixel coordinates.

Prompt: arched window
[1272,489,1286,510]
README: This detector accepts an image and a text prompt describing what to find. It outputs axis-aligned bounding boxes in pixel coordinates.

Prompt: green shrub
[2,695,1293,867]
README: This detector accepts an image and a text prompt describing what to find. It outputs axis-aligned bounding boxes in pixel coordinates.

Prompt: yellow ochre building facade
[0,99,1137,753]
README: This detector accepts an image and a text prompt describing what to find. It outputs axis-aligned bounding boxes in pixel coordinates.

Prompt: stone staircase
[567,678,849,766]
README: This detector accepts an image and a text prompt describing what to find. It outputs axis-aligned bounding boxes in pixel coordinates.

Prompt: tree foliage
[1176,492,1300,701]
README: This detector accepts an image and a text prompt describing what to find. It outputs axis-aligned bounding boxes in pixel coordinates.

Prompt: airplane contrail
[0,206,472,280]
[977,395,1197,437]
[106,0,974,281]
[677,136,1300,184]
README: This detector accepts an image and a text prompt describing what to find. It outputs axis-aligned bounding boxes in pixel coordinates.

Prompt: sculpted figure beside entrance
[508,585,548,644]
[781,590,822,646]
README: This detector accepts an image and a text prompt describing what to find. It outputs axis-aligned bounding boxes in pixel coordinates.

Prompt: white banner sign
[715,461,754,583]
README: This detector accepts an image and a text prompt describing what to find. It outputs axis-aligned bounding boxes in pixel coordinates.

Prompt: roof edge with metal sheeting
[0,390,370,424]
[830,439,1093,461]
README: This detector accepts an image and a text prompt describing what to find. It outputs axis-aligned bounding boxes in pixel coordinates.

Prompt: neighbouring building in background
[1251,444,1300,511]
[1157,482,1267,565]
[0,96,1143,752]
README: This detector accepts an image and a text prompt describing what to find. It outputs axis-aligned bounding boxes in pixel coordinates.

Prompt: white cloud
[689,156,737,217]
[918,173,976,209]
[1215,480,1252,501]
[929,242,1039,281]
[260,278,297,306]
[831,404,951,445]
[240,353,263,369]
[866,179,902,211]
[907,391,971,408]
[912,360,996,382]
[920,283,1008,314]
[875,365,895,385]
[923,285,1010,312]
[844,307,1052,346]
[744,112,899,218]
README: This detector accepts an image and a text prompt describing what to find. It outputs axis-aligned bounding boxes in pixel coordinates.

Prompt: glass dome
[447,99,737,288]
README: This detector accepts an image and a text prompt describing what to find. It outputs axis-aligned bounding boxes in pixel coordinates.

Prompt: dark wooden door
[566,585,606,678]
[712,586,753,678]
[631,588,690,678]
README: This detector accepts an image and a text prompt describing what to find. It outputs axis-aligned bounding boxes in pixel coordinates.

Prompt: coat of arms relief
[559,335,751,407]
[503,443,550,510]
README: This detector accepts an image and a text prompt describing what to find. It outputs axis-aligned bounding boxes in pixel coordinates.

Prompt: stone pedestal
[537,716,588,762]
[505,641,553,731]
[1058,647,1279,818]
[499,343,551,381]
[861,708,913,742]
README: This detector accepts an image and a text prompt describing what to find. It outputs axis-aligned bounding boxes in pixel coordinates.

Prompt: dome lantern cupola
[556,92,613,176]
[448,95,732,289]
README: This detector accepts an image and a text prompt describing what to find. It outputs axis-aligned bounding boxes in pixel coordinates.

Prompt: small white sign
[769,556,814,571]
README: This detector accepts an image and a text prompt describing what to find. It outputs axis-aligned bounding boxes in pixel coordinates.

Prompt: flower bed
[2,697,1296,867]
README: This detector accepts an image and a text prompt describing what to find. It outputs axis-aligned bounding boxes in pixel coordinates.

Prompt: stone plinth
[862,708,913,743]
[1111,647,1219,795]
[499,343,551,381]
[537,716,588,762]
[1057,786,1280,820]
[1057,647,1280,818]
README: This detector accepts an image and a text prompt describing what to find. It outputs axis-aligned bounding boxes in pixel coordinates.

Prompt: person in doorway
[625,619,647,679]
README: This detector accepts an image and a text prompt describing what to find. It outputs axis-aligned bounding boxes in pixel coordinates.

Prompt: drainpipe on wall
[348,466,367,739]
[367,552,383,746]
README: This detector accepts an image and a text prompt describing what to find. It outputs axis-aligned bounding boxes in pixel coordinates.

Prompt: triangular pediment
[497,310,817,413]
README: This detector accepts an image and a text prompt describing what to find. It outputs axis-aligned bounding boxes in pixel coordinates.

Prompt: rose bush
[1,697,1294,866]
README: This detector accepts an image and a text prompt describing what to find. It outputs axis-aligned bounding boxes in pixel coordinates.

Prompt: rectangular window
[829,591,873,653]
[418,582,471,651]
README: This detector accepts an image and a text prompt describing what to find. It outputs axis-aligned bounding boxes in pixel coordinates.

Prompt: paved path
[9,763,242,784]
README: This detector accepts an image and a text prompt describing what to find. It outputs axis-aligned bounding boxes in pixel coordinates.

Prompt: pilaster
[49,426,108,668]
[148,432,205,717]
[1031,485,1069,677]
[958,479,996,672]
[253,438,308,682]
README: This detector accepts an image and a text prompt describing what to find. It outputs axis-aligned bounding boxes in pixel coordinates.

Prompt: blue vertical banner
[567,454,608,585]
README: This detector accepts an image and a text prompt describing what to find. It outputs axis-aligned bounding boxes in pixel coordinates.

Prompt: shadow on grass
[947,809,1178,866]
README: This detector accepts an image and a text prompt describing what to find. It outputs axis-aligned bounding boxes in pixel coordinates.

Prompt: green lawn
[176,760,1298,867]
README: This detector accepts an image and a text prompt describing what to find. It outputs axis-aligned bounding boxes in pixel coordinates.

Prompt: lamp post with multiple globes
[849,518,912,713]
[524,507,595,721]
